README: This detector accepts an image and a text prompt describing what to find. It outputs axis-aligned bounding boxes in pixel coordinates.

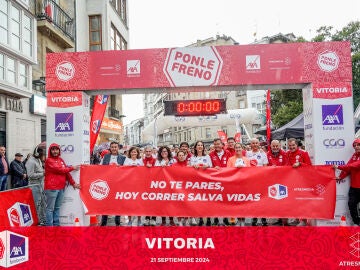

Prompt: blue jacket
[102,154,125,165]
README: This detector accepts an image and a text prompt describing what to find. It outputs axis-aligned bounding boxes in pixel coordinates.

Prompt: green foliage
[272,101,303,127]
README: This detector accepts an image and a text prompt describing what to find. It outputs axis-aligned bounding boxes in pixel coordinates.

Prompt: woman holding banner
[124,146,144,226]
[189,141,212,226]
[227,143,250,226]
[155,146,176,226]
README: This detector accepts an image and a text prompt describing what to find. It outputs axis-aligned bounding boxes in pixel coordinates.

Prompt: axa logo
[92,120,101,134]
[0,231,29,267]
[322,104,343,125]
[268,184,288,200]
[96,95,108,105]
[127,60,141,76]
[55,113,73,132]
[246,55,260,70]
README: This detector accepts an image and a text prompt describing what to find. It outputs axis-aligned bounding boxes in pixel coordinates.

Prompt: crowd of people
[1,135,359,227]
[93,137,315,227]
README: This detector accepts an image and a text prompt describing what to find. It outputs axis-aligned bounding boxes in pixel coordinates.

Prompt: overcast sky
[122,0,360,124]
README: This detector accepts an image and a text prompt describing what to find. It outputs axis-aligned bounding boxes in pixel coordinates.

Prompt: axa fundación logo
[268,184,288,200]
[89,180,110,200]
[127,60,141,76]
[0,230,29,268]
[55,61,75,81]
[55,113,74,132]
[246,55,260,71]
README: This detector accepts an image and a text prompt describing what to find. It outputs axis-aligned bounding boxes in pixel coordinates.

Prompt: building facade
[0,0,39,158]
[74,0,129,145]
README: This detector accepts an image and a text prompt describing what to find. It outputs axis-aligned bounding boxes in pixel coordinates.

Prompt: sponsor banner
[313,82,352,99]
[101,117,122,132]
[46,92,90,226]
[216,130,227,145]
[0,188,38,227]
[46,41,352,91]
[80,165,335,219]
[0,227,359,269]
[46,91,83,108]
[90,95,109,153]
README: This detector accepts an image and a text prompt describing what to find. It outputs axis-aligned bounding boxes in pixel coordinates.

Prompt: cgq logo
[89,180,110,200]
[323,138,345,149]
[55,61,75,81]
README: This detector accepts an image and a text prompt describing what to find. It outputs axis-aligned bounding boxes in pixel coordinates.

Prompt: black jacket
[10,159,28,188]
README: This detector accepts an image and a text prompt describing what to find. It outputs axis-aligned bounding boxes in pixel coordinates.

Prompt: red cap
[353,139,360,147]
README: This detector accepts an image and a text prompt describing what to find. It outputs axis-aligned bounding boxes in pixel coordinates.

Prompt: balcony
[35,0,75,48]
[108,107,125,120]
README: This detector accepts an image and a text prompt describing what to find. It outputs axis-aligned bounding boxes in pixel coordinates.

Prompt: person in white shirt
[154,146,176,226]
[189,141,212,169]
[246,138,269,167]
[246,138,268,226]
[123,146,144,166]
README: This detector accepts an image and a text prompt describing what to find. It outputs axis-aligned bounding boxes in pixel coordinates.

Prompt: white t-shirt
[246,150,268,166]
[189,155,212,167]
[235,158,246,167]
[101,155,120,165]
[154,158,176,166]
[123,157,144,166]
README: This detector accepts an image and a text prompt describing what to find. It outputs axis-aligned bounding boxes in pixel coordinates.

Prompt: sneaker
[206,219,212,226]
[169,219,176,226]
[144,219,150,226]
[287,219,300,226]
[150,219,157,226]
[161,219,166,226]
[137,218,143,226]
[213,218,219,226]
[190,218,197,226]
[127,220,132,226]
[223,218,230,226]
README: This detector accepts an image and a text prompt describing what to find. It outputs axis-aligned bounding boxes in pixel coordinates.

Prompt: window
[10,5,20,51]
[19,62,27,87]
[22,14,32,57]
[110,24,126,50]
[184,132,186,141]
[188,131,191,141]
[89,15,102,51]
[0,1,8,45]
[0,53,4,80]
[206,128,211,139]
[7,57,15,84]
[239,100,246,109]
[110,0,127,23]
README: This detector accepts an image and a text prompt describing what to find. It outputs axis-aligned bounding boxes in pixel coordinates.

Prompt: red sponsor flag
[266,89,271,146]
[234,132,241,143]
[217,130,228,146]
[90,95,109,153]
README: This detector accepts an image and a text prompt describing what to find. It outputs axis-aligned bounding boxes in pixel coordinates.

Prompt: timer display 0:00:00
[177,101,220,113]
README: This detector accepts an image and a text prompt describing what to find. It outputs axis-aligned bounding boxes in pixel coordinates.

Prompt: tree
[272,101,303,127]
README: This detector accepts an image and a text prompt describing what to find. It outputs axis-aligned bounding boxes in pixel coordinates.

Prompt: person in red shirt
[334,138,360,225]
[286,138,312,167]
[143,145,156,168]
[286,138,312,226]
[44,143,80,226]
[267,140,289,166]
[172,150,189,167]
[178,142,192,163]
[142,145,156,226]
[209,138,232,169]
[209,138,232,226]
[225,137,236,156]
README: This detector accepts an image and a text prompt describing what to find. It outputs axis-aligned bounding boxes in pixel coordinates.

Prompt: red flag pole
[266,90,271,146]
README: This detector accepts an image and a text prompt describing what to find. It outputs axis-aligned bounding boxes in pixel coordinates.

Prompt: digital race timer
[164,99,227,116]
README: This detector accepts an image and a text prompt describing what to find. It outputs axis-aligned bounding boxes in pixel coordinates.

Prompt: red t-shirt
[267,149,289,166]
[338,152,360,188]
[286,149,312,166]
[209,150,232,167]
[143,156,156,167]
